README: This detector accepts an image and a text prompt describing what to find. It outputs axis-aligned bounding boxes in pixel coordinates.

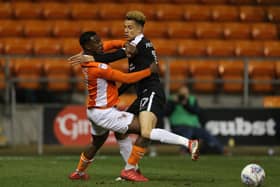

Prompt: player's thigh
[139,111,157,134]
[89,119,109,136]
[87,108,134,134]
[138,91,164,130]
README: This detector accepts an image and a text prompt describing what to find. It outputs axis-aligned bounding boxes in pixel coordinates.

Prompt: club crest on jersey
[99,63,108,69]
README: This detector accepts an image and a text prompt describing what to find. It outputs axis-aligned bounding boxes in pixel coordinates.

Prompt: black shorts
[127,88,166,120]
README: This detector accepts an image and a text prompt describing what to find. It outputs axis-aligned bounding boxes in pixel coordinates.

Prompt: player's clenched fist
[124,42,138,58]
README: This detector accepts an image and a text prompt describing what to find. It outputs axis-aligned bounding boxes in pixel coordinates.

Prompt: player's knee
[114,132,127,140]
[141,129,151,139]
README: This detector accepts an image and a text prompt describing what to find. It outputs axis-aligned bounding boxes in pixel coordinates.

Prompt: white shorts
[87,107,134,136]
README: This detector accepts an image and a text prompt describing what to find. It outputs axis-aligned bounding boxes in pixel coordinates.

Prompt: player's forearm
[111,68,151,84]
[103,40,125,51]
[93,49,126,63]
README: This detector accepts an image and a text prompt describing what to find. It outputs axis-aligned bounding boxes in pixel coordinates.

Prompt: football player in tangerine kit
[68,31,200,181]
[68,31,148,180]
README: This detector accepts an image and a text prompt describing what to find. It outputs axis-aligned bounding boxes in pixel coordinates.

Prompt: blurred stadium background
[0,0,280,158]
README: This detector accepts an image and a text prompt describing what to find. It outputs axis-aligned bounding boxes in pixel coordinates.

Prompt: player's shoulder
[141,37,151,44]
[139,37,154,49]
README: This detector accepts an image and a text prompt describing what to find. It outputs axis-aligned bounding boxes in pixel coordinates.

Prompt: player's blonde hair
[125,10,146,26]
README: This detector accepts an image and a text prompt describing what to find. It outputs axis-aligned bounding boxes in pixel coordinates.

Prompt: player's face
[84,35,103,53]
[124,20,143,41]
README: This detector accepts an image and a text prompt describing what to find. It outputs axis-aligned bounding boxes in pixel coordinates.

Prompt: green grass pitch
[0,155,279,187]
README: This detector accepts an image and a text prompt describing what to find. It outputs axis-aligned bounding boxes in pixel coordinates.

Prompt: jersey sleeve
[103,40,126,52]
[97,63,151,84]
[93,49,126,63]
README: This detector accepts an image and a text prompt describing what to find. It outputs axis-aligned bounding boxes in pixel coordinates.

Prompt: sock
[150,128,189,147]
[76,152,94,173]
[125,145,146,170]
[117,136,132,163]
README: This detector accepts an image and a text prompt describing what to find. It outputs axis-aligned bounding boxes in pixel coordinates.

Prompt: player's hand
[68,52,95,65]
[149,62,159,74]
[125,42,137,58]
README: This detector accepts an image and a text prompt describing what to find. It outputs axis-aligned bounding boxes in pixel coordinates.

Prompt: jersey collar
[130,34,144,46]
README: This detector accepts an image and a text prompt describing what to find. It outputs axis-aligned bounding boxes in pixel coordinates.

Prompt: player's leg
[86,107,149,182]
[139,111,157,138]
[113,115,149,182]
[69,108,114,180]
[118,99,150,180]
[126,110,198,169]
[114,132,133,163]
[69,130,109,180]
[128,92,200,161]
[122,111,155,172]
[120,96,154,177]
[145,121,200,161]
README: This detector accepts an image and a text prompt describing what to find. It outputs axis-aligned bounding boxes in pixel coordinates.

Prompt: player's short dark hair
[125,10,146,26]
[79,31,97,47]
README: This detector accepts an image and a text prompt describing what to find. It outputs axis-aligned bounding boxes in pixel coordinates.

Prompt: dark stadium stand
[0,59,6,90]
[11,58,43,90]
[219,60,244,93]
[23,20,53,37]
[0,0,279,103]
[12,2,42,19]
[263,96,280,107]
[3,38,33,55]
[60,38,82,55]
[32,38,61,55]
[72,65,85,92]
[249,61,275,93]
[43,59,72,91]
[189,60,219,93]
[168,60,190,92]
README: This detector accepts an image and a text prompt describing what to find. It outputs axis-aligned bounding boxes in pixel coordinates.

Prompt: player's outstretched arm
[68,49,128,65]
[103,63,157,84]
[94,42,138,62]
[68,52,95,66]
[108,68,151,84]
[103,40,126,51]
[93,49,127,63]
